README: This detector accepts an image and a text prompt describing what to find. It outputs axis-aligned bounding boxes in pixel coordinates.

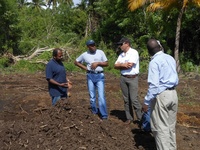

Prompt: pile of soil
[0,72,199,150]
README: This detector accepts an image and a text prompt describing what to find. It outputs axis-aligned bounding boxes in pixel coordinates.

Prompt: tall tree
[28,0,46,10]
[0,0,21,55]
[46,0,73,8]
[76,0,100,37]
[17,0,29,8]
[128,0,200,72]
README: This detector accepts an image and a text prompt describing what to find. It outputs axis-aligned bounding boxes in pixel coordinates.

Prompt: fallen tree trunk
[5,47,73,64]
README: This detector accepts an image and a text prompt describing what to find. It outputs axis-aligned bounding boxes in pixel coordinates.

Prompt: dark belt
[121,74,138,78]
[166,86,175,90]
[87,70,104,74]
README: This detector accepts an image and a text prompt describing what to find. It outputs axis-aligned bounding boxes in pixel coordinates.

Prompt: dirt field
[0,71,200,150]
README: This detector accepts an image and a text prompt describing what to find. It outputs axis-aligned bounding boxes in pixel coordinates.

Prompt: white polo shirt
[115,48,139,75]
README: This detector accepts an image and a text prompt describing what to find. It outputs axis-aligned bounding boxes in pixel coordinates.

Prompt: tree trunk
[174,6,185,73]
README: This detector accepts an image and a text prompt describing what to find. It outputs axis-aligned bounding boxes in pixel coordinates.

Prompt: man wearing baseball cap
[114,37,142,124]
[74,40,109,120]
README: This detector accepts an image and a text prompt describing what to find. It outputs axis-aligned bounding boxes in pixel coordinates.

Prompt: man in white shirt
[114,37,142,124]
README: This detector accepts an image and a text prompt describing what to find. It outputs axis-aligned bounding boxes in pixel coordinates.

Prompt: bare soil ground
[0,71,200,150]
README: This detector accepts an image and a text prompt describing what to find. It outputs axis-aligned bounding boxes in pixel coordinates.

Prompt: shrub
[0,57,10,68]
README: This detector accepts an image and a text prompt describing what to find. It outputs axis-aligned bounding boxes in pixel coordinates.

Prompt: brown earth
[0,71,200,150]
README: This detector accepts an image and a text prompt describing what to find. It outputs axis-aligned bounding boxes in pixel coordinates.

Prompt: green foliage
[56,3,87,36]
[180,7,200,65]
[180,52,199,73]
[181,61,196,72]
[12,60,45,73]
[36,51,52,61]
[17,8,58,53]
[64,62,78,72]
[0,0,21,54]
[16,4,81,55]
[0,57,10,68]
[0,0,199,74]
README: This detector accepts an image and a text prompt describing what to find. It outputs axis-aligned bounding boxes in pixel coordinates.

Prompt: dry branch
[25,47,52,60]
[6,47,73,64]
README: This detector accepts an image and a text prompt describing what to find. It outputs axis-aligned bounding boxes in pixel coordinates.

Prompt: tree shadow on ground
[132,129,156,150]
[110,110,127,122]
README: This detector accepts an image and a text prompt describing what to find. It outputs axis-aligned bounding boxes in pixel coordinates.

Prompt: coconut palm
[128,0,200,72]
[28,0,46,10]
[17,0,28,8]
[46,0,73,8]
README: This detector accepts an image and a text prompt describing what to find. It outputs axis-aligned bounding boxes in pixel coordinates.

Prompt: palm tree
[46,0,73,8]
[17,0,28,8]
[128,0,200,72]
[76,0,98,37]
[28,0,46,11]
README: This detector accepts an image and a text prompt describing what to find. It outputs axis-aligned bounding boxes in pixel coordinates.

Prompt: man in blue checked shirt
[74,40,108,120]
[142,39,179,150]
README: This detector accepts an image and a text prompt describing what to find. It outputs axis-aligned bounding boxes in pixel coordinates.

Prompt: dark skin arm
[47,79,68,88]
[91,61,108,70]
[74,61,108,70]
[74,61,88,71]
[142,104,149,113]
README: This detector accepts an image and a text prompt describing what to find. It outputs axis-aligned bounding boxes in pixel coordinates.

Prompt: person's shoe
[124,120,132,125]
[133,120,141,125]
[101,118,108,122]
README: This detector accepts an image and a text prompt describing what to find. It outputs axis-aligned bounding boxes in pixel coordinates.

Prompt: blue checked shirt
[144,51,179,105]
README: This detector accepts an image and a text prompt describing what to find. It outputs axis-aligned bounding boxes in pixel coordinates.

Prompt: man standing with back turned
[114,37,142,124]
[74,40,108,120]
[143,39,179,150]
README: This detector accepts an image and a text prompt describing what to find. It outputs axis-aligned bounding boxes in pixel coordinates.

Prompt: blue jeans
[87,73,108,119]
[51,96,61,106]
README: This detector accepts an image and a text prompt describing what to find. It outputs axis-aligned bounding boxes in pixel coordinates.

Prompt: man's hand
[91,62,99,70]
[142,104,149,113]
[60,83,68,88]
[124,62,133,69]
[67,82,72,89]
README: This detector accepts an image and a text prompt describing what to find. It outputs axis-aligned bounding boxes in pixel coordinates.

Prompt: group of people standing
[45,37,179,150]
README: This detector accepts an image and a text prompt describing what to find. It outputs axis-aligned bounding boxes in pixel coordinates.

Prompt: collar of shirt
[151,51,163,60]
[121,47,131,57]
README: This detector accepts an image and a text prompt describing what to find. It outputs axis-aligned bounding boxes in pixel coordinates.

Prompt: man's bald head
[147,39,162,56]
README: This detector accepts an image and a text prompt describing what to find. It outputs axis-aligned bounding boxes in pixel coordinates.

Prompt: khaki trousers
[120,75,142,121]
[150,90,178,150]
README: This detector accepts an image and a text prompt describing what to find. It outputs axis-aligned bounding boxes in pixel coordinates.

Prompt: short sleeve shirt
[46,59,67,97]
[115,48,139,75]
[76,49,108,72]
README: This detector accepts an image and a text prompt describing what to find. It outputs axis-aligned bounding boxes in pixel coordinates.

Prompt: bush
[181,61,196,72]
[0,57,10,68]
[12,60,45,73]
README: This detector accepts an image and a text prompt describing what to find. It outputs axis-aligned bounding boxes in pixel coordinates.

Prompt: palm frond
[128,0,200,12]
[193,0,200,6]
[147,2,163,11]
[183,0,189,7]
[128,0,146,11]
[147,0,177,11]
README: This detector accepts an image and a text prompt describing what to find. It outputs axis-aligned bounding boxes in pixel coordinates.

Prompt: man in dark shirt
[46,48,69,105]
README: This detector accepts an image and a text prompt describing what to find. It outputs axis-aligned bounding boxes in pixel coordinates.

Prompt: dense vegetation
[0,0,200,73]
